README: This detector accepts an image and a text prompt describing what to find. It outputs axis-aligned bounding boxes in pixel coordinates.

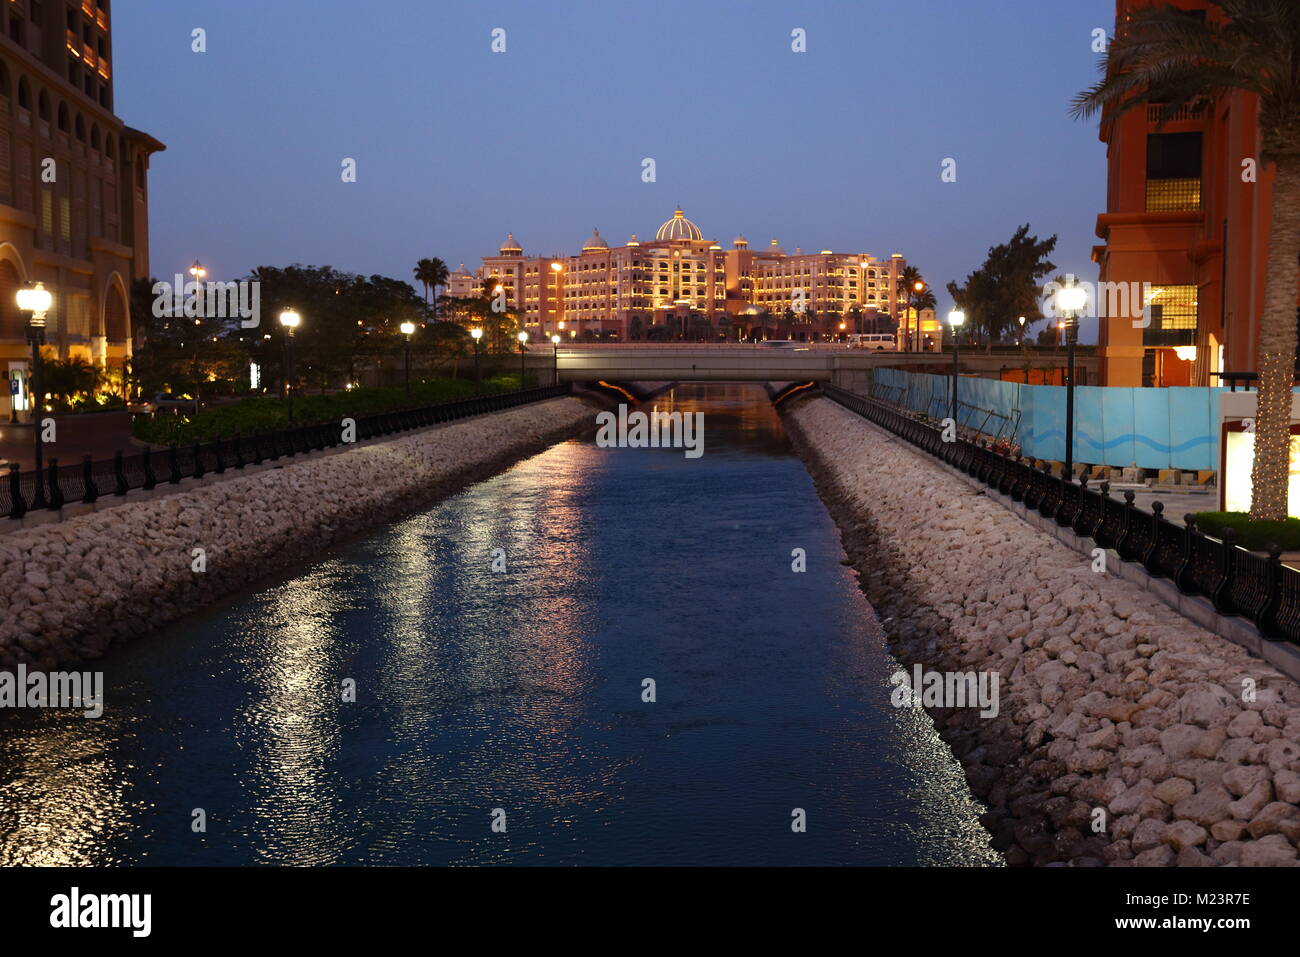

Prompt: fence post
[192,441,205,481]
[1258,544,1283,639]
[142,446,157,490]
[81,454,97,504]
[213,437,226,474]
[8,462,25,520]
[46,458,63,510]
[168,445,181,484]
[1217,527,1238,614]
[114,450,128,496]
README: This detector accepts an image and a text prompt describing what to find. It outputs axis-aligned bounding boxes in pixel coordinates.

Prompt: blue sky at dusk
[114,0,1114,332]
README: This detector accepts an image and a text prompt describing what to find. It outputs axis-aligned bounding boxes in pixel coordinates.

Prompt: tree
[1072,1,1300,521]
[897,266,937,349]
[947,225,1057,350]
[413,257,449,312]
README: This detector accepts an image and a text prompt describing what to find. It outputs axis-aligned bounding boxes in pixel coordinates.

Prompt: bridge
[545,343,1099,389]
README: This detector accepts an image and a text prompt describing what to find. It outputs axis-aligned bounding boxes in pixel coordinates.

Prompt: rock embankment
[785,396,1300,867]
[0,397,597,671]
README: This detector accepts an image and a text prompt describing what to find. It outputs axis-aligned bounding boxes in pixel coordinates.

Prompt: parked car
[128,392,195,416]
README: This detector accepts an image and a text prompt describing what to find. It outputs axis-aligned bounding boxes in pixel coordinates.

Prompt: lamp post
[947,309,965,421]
[551,333,560,385]
[1056,279,1088,481]
[550,261,563,336]
[470,327,483,394]
[400,320,415,399]
[279,309,301,423]
[1018,315,1028,384]
[189,261,206,413]
[911,280,925,352]
[17,282,52,507]
[517,330,528,390]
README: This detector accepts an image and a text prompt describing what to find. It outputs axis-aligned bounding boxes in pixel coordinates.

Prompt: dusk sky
[114,0,1114,332]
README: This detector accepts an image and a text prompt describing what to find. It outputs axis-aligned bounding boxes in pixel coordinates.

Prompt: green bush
[131,375,531,445]
[1194,511,1300,551]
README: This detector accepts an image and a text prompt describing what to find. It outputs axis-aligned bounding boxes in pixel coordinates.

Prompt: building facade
[461,208,909,341]
[0,0,163,417]
[1092,0,1297,387]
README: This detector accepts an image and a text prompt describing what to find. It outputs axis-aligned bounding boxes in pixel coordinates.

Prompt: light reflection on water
[0,383,999,866]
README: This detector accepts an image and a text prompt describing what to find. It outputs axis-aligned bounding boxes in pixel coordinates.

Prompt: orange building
[0,0,163,417]
[1092,0,1296,387]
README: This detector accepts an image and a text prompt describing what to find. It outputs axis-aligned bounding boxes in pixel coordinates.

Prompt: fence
[4,384,572,520]
[822,383,1300,647]
[871,367,1223,471]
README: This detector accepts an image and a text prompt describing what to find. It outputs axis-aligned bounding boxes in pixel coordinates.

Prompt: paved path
[0,411,136,472]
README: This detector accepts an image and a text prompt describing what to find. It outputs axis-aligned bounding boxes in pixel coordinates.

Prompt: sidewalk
[0,411,137,472]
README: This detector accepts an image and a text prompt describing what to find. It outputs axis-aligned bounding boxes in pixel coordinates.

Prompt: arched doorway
[0,258,22,340]
[104,276,128,343]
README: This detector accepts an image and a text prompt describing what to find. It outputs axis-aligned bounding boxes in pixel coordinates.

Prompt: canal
[0,383,999,866]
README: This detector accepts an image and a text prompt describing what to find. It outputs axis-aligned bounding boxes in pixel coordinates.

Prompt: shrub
[131,375,531,445]
[1194,511,1300,552]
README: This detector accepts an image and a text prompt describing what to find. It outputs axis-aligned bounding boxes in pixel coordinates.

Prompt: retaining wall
[785,396,1300,867]
[0,396,597,671]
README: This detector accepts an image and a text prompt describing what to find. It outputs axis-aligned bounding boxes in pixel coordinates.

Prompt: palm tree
[897,265,931,350]
[1072,1,1300,522]
[413,258,450,314]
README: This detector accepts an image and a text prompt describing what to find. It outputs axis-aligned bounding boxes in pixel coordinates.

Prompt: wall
[873,367,1223,470]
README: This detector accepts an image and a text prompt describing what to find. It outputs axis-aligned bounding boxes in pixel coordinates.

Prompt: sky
[113,0,1115,336]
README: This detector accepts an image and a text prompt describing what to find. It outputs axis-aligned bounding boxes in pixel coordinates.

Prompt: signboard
[1220,420,1300,517]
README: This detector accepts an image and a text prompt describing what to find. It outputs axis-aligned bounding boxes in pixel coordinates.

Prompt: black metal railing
[3,384,572,521]
[822,383,1300,646]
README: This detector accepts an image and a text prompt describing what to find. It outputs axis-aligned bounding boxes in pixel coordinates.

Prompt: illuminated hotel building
[0,0,163,418]
[464,208,909,340]
[1092,0,1299,386]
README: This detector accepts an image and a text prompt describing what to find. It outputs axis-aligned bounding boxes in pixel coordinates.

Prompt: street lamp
[1018,315,1028,384]
[911,280,925,352]
[16,282,52,508]
[400,320,416,398]
[279,309,301,423]
[517,330,528,389]
[470,327,483,394]
[1056,279,1089,481]
[551,333,560,385]
[947,309,965,421]
[550,262,563,335]
[189,260,207,413]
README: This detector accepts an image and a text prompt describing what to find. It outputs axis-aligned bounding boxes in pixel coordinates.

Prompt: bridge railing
[821,383,1298,647]
[4,384,572,520]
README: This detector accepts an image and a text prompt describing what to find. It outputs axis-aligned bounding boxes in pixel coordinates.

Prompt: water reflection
[0,383,999,866]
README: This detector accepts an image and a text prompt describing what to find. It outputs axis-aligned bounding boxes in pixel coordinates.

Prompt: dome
[655,207,703,242]
[627,233,640,246]
[734,234,749,248]
[767,238,786,256]
[581,228,608,252]
[498,232,522,255]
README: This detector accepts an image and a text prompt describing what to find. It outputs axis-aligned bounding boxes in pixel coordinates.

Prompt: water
[0,383,998,866]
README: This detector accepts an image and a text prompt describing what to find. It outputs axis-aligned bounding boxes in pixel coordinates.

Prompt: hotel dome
[498,232,522,255]
[581,228,608,252]
[656,207,703,242]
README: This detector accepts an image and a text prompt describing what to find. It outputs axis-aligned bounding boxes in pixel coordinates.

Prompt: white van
[848,333,897,351]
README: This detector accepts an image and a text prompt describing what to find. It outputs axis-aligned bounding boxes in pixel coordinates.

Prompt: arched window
[37,90,49,122]
[57,102,68,133]
[16,77,30,111]
[0,259,23,340]
[0,62,10,107]
[104,281,128,341]
[75,115,85,142]
[91,126,101,151]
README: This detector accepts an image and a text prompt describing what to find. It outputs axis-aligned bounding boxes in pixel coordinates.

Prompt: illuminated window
[1143,284,1197,347]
